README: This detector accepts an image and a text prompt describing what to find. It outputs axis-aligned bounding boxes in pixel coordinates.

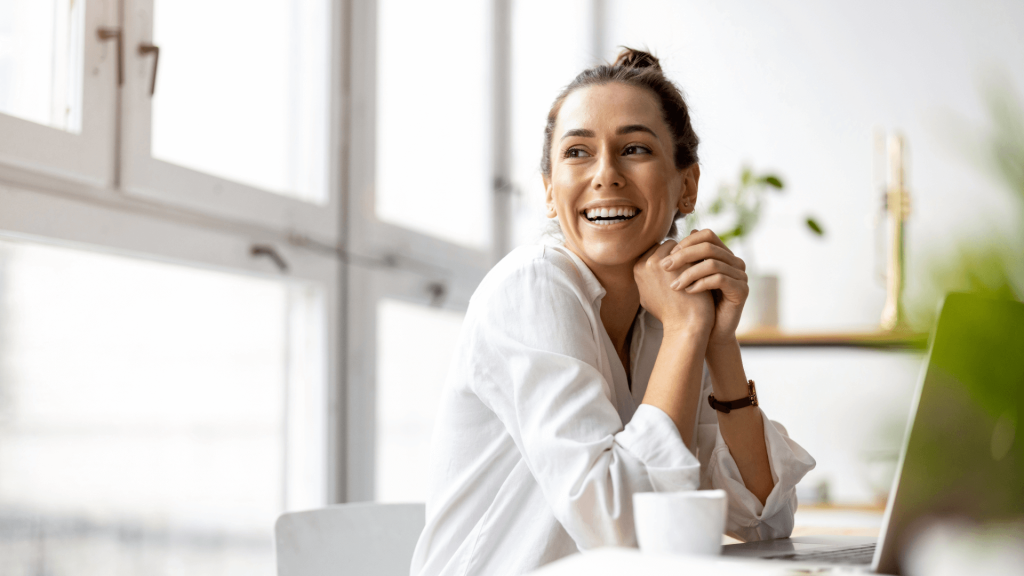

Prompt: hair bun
[613,48,662,71]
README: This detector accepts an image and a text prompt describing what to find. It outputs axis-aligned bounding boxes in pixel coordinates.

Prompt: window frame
[118,0,345,243]
[342,0,512,502]
[0,0,349,506]
[0,180,344,507]
[0,0,117,189]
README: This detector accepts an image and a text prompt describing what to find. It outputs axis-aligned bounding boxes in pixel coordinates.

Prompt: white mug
[632,489,728,556]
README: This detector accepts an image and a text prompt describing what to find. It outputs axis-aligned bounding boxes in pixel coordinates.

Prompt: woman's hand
[633,240,715,337]
[658,229,749,345]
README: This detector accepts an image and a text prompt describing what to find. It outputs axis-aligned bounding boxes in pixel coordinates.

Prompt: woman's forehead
[556,83,665,136]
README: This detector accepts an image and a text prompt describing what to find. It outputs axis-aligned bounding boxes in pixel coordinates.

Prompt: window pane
[151,0,330,204]
[375,0,492,249]
[0,239,326,575]
[510,0,594,248]
[376,299,464,502]
[0,0,83,132]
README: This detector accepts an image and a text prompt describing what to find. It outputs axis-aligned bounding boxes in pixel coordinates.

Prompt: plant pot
[738,274,779,333]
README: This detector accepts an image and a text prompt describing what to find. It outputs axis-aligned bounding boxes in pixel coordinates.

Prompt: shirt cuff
[616,404,701,492]
[708,409,816,525]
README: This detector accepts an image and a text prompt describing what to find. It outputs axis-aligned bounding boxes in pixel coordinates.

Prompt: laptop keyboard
[766,543,876,565]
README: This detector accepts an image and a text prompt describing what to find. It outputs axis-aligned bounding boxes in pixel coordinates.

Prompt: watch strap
[707,380,758,414]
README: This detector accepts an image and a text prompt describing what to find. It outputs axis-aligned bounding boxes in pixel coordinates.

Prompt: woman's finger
[670,258,747,290]
[635,240,677,278]
[682,273,750,301]
[660,242,745,272]
[670,228,734,256]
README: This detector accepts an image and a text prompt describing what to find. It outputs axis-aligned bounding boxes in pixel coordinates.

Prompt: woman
[410,48,815,576]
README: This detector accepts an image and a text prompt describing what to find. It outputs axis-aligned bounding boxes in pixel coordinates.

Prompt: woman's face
[544,82,698,271]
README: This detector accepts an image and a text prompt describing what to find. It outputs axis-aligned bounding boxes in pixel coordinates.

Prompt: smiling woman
[408,48,816,576]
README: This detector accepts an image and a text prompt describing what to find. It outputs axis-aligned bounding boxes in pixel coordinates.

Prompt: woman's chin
[577,243,649,270]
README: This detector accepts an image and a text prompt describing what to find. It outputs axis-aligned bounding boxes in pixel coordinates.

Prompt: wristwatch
[707,380,758,414]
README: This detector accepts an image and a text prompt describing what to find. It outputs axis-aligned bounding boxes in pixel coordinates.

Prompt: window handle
[138,43,160,96]
[96,27,123,86]
[251,244,289,272]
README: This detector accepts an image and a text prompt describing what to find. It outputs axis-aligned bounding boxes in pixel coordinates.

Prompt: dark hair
[541,48,699,178]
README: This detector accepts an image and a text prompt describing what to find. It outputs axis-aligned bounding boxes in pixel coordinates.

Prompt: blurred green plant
[685,167,825,246]
[906,78,1024,330]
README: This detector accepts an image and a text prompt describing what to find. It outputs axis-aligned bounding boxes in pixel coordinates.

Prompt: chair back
[275,502,425,576]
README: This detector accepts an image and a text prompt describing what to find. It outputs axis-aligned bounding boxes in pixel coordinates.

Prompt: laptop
[722,293,1024,574]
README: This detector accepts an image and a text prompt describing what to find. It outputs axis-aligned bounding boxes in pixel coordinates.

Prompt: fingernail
[690,229,698,235]
[661,258,672,269]
[670,280,681,290]
[684,285,695,292]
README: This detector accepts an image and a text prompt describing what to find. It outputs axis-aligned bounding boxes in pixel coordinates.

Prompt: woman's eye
[623,145,651,156]
[564,147,591,159]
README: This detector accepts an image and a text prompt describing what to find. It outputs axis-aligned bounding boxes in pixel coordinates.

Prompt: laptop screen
[875,293,1024,574]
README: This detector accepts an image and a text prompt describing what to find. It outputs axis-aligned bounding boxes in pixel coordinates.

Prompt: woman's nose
[592,153,624,190]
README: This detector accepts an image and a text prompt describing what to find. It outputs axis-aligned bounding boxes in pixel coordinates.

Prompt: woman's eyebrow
[617,124,658,137]
[560,128,595,140]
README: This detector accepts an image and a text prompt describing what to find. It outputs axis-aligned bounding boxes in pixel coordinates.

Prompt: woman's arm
[704,337,774,503]
[659,229,775,504]
[633,241,715,450]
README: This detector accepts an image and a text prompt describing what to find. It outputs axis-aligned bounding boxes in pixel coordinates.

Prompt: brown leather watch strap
[707,380,758,414]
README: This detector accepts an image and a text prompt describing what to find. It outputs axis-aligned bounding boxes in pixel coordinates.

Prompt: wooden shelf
[737,329,928,349]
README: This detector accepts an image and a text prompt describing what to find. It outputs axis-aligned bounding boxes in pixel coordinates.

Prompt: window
[0,237,328,575]
[120,0,341,239]
[375,299,465,502]
[0,0,115,187]
[343,0,512,501]
[0,0,343,572]
[374,0,492,249]
[0,0,84,132]
[150,0,330,204]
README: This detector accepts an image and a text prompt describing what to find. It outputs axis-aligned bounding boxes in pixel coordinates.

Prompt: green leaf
[764,175,784,189]
[720,223,745,244]
[805,217,825,236]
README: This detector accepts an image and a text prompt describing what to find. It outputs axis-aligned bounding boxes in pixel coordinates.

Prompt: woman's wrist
[662,323,712,349]
[706,333,740,361]
[705,336,751,401]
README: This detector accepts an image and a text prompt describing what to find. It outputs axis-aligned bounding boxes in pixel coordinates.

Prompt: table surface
[530,505,891,575]
[724,504,885,545]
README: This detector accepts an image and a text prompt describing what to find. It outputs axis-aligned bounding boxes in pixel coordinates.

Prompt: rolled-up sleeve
[469,257,700,550]
[698,403,816,541]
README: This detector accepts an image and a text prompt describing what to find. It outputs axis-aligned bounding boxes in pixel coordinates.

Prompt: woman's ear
[543,176,557,218]
[676,164,701,214]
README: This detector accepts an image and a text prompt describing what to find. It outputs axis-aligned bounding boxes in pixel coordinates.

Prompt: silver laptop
[723,293,1024,574]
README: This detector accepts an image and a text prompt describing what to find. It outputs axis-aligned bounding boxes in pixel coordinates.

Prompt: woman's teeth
[584,207,638,225]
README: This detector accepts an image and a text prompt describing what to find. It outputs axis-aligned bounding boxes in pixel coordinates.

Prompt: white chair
[275,502,425,576]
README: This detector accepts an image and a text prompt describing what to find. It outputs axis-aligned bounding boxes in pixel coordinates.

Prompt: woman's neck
[589,260,642,357]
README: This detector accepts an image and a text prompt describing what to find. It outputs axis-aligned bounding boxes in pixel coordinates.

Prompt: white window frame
[343,0,512,502]
[118,0,344,244]
[0,0,349,505]
[0,0,117,189]
[0,181,344,508]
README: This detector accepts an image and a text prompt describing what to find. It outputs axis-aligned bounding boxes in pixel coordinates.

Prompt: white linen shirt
[410,244,815,576]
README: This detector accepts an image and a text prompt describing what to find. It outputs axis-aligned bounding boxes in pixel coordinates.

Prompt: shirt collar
[550,245,607,305]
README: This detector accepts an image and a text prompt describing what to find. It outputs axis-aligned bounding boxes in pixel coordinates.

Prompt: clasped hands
[633,229,748,346]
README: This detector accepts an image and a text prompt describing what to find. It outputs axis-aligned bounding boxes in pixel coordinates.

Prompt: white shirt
[410,245,816,576]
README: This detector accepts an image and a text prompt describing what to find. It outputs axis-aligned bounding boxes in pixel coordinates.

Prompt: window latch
[138,43,161,96]
[96,27,123,86]
[251,245,289,272]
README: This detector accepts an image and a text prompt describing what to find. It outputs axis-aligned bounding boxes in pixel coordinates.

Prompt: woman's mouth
[583,207,640,226]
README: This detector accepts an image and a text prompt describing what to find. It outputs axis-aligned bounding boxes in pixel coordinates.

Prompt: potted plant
[684,167,825,332]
